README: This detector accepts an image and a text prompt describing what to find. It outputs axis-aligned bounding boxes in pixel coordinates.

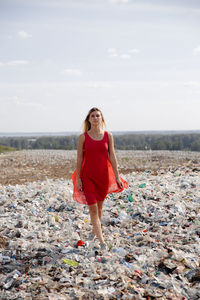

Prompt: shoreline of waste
[0,151,200,299]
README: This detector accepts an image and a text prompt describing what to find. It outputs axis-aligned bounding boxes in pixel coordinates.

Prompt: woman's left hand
[116,177,123,189]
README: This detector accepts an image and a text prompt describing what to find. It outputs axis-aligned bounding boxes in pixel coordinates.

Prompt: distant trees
[0,133,200,151]
[191,141,200,151]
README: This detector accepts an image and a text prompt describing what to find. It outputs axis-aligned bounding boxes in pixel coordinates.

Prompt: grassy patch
[0,145,18,154]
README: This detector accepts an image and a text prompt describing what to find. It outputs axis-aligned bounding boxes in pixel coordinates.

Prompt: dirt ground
[0,149,200,185]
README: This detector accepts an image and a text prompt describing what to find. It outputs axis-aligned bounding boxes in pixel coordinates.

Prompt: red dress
[71,131,128,205]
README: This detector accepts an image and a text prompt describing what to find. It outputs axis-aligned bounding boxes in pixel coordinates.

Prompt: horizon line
[0,129,200,136]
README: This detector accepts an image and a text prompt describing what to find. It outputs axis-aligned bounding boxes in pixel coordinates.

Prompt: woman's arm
[108,132,123,188]
[76,133,85,191]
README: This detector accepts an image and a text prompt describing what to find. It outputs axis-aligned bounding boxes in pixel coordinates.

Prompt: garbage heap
[0,167,200,299]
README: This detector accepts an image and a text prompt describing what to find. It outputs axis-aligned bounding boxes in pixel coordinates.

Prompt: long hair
[83,107,106,132]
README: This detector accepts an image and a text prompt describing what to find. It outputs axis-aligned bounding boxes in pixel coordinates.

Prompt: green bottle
[139,183,146,188]
[128,193,133,202]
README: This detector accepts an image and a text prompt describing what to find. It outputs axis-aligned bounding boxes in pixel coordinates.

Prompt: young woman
[71,107,128,249]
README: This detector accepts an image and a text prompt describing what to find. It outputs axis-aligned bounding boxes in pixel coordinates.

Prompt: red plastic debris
[76,240,85,247]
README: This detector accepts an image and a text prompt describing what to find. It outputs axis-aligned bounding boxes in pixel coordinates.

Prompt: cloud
[120,54,131,59]
[110,0,129,4]
[18,31,32,39]
[7,60,29,66]
[128,48,140,54]
[107,47,139,59]
[108,1,200,16]
[107,48,117,54]
[183,81,200,88]
[110,53,118,58]
[86,82,113,89]
[13,96,44,108]
[107,48,118,58]
[62,68,82,76]
[0,60,29,67]
[193,46,200,55]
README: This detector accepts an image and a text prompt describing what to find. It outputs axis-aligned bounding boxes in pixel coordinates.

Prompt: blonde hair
[83,107,106,132]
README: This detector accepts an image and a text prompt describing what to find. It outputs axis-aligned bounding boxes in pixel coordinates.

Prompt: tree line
[0,133,200,151]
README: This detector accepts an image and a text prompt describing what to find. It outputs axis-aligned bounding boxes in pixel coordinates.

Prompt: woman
[71,107,128,249]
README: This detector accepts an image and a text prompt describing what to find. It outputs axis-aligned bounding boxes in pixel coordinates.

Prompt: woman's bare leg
[91,201,103,234]
[97,201,103,221]
[89,204,104,243]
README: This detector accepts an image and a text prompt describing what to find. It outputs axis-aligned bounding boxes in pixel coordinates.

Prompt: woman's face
[88,110,102,126]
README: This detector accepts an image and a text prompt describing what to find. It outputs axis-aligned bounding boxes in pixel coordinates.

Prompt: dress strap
[105,131,108,141]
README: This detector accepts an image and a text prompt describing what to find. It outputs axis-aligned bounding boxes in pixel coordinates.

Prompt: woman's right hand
[77,178,83,192]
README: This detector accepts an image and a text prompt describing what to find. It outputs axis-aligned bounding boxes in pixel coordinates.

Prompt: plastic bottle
[139,183,146,188]
[113,247,127,257]
[128,193,133,202]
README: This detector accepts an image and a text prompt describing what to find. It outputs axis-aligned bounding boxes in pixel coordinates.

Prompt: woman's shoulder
[106,131,113,139]
[106,131,114,144]
[78,133,85,142]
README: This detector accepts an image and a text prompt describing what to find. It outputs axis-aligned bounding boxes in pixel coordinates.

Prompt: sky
[0,0,200,132]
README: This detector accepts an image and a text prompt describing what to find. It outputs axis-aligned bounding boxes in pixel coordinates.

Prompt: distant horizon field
[1,149,200,185]
[0,129,200,137]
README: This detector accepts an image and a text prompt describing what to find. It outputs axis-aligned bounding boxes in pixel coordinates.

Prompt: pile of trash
[0,166,200,299]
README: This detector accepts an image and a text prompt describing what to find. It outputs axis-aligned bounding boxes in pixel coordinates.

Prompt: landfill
[0,150,200,299]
